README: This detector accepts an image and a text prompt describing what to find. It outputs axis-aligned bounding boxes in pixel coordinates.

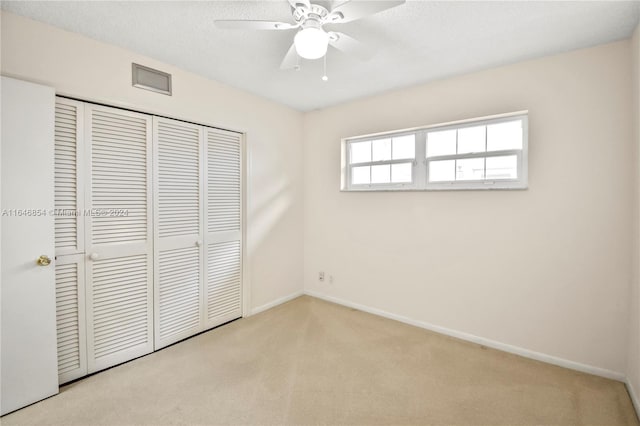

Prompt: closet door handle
[89,253,99,261]
[195,240,203,247]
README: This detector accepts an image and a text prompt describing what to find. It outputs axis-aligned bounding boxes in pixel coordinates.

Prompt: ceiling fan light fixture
[294,27,329,59]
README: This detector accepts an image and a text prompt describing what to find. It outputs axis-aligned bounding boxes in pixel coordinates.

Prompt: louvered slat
[90,109,148,245]
[92,254,149,359]
[207,130,241,233]
[207,241,241,322]
[55,263,80,375]
[54,253,87,384]
[55,101,79,252]
[157,120,200,238]
[158,247,201,340]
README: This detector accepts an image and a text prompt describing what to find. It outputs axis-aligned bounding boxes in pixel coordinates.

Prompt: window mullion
[483,125,488,178]
[428,149,519,162]
[415,130,427,189]
[483,157,487,180]
[352,159,415,167]
[369,142,373,184]
[391,137,394,161]
[345,145,351,189]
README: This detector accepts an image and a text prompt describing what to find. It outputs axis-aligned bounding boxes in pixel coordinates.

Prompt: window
[342,112,528,191]
[346,133,416,189]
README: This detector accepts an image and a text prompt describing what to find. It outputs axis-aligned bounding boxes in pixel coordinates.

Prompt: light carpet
[2,296,639,425]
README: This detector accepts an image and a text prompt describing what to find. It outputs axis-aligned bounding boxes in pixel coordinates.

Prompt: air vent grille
[132,63,172,96]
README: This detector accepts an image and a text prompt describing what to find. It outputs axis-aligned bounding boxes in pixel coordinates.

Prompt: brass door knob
[36,255,52,266]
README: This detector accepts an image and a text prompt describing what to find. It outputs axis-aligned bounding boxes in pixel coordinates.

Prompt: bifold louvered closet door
[53,97,243,384]
[54,98,87,383]
[153,119,244,347]
[84,104,154,373]
[205,128,243,327]
[153,118,204,349]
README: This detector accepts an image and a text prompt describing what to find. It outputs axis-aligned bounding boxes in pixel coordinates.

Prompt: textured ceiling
[2,1,639,111]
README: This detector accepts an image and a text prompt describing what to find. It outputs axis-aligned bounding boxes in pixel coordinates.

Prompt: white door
[153,117,204,349]
[0,77,59,415]
[84,104,154,373]
[204,128,243,327]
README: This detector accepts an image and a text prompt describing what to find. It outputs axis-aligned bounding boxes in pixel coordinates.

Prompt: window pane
[351,166,370,184]
[372,138,391,162]
[427,129,456,157]
[457,126,485,154]
[350,141,371,164]
[486,155,518,179]
[392,135,415,160]
[391,163,412,183]
[456,157,485,181]
[429,160,455,182]
[371,164,390,184]
[487,120,523,151]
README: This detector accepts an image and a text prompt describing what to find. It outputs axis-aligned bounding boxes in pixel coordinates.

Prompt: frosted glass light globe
[294,27,329,60]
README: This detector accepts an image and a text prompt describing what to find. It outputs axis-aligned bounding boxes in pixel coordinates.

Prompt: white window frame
[341,111,528,191]
[343,130,419,191]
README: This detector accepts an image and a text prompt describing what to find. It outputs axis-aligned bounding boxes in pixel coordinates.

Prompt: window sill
[341,184,528,192]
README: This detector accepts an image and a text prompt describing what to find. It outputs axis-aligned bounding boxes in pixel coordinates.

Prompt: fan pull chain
[322,55,328,82]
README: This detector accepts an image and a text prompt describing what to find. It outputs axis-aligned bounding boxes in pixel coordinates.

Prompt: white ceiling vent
[132,63,172,96]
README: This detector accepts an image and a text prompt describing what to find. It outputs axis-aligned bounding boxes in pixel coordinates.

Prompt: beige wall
[0,11,305,312]
[303,41,633,376]
[630,22,640,411]
[2,9,638,387]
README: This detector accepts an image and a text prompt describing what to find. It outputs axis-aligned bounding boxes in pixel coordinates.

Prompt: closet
[54,98,243,384]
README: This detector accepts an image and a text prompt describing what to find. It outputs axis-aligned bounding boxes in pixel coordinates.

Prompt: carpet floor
[2,295,639,425]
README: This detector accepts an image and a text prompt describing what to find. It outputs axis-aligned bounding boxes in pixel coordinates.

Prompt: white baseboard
[250,290,303,316]
[304,290,626,382]
[627,378,640,420]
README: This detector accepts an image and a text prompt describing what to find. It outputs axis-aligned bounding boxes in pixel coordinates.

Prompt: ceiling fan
[215,0,406,70]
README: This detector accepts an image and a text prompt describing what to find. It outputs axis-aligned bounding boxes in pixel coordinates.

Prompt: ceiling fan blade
[280,43,300,70]
[328,0,405,23]
[328,32,374,60]
[288,0,311,9]
[215,20,298,30]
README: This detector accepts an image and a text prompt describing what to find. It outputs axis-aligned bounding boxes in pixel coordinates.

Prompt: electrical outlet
[329,275,334,284]
[319,272,325,282]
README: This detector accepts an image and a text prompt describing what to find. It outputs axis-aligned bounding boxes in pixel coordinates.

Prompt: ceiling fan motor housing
[293,3,329,25]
